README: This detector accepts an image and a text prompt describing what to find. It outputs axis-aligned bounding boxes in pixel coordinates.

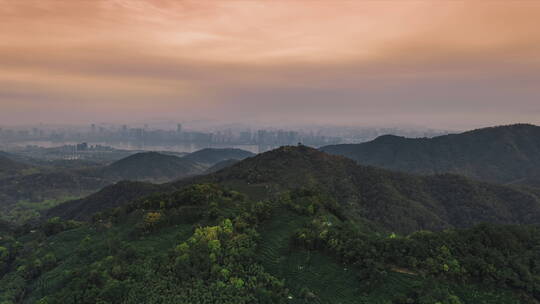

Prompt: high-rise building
[177,123,183,133]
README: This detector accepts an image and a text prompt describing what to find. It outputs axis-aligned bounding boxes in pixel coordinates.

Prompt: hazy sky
[1,0,539,129]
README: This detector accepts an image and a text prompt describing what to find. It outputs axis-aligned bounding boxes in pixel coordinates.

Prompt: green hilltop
[0,149,252,225]
[181,148,255,166]
[98,151,206,182]
[321,124,540,186]
[1,145,539,303]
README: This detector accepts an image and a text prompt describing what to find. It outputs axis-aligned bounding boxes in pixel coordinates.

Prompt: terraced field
[257,209,364,303]
[256,208,522,304]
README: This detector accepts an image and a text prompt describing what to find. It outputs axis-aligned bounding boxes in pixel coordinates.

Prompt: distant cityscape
[0,123,452,154]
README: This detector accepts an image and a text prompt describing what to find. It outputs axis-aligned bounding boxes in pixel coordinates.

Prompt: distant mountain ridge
[52,145,540,234]
[0,148,255,224]
[321,124,540,186]
[5,132,540,303]
[204,145,540,233]
[0,152,198,210]
[5,148,540,303]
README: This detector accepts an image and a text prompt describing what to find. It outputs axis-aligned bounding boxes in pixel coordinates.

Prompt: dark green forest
[321,124,540,187]
[1,184,538,303]
[0,149,253,224]
[1,142,540,303]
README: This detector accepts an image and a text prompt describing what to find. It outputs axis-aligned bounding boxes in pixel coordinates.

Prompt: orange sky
[1,0,540,128]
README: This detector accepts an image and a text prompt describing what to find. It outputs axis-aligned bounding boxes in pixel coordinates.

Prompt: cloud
[0,0,539,128]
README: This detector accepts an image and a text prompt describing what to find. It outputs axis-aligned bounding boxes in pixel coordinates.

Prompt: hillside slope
[0,152,207,224]
[2,182,537,304]
[321,124,540,185]
[0,153,34,178]
[99,151,205,182]
[53,145,540,234]
[202,145,540,233]
[46,181,164,221]
[0,170,107,201]
[182,148,254,165]
[203,159,241,174]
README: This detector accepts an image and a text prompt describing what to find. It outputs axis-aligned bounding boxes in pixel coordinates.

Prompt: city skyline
[0,121,451,147]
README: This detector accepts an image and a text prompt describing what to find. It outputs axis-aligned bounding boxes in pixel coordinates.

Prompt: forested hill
[0,152,203,224]
[98,151,205,182]
[204,159,241,174]
[3,146,540,303]
[53,145,540,233]
[0,151,222,224]
[321,124,540,185]
[0,153,34,178]
[201,145,540,233]
[181,148,255,165]
[0,151,34,165]
[46,181,164,221]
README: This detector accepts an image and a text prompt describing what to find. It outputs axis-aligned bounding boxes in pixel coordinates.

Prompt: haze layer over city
[2,1,539,129]
[2,2,540,303]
